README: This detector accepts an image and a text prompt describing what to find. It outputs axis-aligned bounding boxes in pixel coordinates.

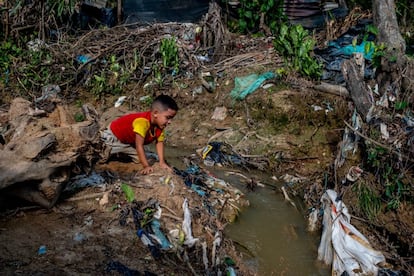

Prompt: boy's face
[153,108,177,129]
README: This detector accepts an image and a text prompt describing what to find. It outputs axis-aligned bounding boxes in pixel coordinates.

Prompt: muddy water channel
[216,170,329,275]
[167,148,329,275]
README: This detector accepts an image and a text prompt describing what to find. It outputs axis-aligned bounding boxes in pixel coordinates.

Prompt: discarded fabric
[230,72,276,100]
[318,189,385,275]
[182,198,199,247]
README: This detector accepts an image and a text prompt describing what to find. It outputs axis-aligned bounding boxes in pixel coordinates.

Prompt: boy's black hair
[152,95,179,111]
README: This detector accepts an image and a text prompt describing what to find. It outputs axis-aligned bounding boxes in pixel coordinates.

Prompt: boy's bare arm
[156,141,172,171]
[135,134,153,174]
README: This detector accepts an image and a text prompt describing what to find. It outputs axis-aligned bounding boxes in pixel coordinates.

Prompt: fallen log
[341,53,373,120]
[0,97,101,208]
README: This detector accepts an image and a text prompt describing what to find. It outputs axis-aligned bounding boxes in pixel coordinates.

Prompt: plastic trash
[73,232,86,242]
[27,39,46,52]
[318,189,385,275]
[76,54,91,64]
[150,219,172,249]
[114,96,127,108]
[64,171,106,193]
[346,166,363,182]
[230,71,276,100]
[35,84,61,103]
[182,198,199,247]
[330,40,375,60]
[137,229,161,258]
[38,245,47,255]
[211,232,221,267]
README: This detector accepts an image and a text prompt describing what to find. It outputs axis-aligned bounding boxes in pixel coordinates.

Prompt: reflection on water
[166,147,330,275]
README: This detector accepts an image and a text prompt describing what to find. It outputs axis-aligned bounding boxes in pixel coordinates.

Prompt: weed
[225,0,286,34]
[160,37,179,73]
[74,112,85,122]
[353,181,381,221]
[273,24,322,79]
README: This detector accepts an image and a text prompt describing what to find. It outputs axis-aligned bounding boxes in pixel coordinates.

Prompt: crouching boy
[101,94,178,175]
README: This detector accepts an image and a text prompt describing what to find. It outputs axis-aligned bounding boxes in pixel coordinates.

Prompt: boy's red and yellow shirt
[110,111,165,145]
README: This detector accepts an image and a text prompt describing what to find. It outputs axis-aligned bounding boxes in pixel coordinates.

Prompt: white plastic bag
[318,189,385,275]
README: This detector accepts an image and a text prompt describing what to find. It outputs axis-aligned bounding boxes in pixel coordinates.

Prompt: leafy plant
[230,0,286,34]
[46,0,77,17]
[353,182,381,221]
[74,112,85,122]
[0,40,22,84]
[121,183,135,203]
[90,72,107,98]
[160,37,179,73]
[273,24,322,78]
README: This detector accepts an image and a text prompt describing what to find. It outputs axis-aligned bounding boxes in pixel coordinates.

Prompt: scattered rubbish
[73,232,86,242]
[196,55,211,63]
[318,189,385,275]
[64,171,106,193]
[262,83,274,90]
[330,40,375,60]
[182,198,199,247]
[380,123,390,140]
[38,245,47,255]
[307,208,319,232]
[230,71,276,100]
[312,105,324,111]
[143,66,151,75]
[27,39,47,52]
[35,84,61,103]
[199,142,246,168]
[226,266,237,276]
[281,174,306,185]
[211,232,222,267]
[84,216,94,227]
[150,219,172,249]
[211,106,228,121]
[139,95,152,102]
[345,166,363,182]
[76,54,92,64]
[200,73,215,92]
[315,19,376,85]
[335,110,361,168]
[192,86,203,96]
[114,96,127,108]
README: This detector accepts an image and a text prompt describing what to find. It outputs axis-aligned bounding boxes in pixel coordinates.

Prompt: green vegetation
[366,145,412,211]
[273,24,322,79]
[353,181,381,221]
[0,40,22,84]
[221,0,286,34]
[121,183,135,203]
[160,37,179,73]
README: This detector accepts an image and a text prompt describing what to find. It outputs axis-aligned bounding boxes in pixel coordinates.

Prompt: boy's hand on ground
[140,166,154,175]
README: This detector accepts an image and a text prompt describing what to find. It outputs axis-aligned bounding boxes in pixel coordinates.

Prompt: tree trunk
[372,0,405,53]
[372,0,413,97]
[0,98,101,208]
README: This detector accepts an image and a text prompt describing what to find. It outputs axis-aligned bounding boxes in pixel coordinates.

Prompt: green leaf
[394,101,408,110]
[121,183,135,203]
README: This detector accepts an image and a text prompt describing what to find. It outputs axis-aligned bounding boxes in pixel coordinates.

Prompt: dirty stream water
[168,148,330,275]
[215,170,329,275]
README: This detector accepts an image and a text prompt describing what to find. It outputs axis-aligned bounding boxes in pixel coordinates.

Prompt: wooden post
[117,0,122,24]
